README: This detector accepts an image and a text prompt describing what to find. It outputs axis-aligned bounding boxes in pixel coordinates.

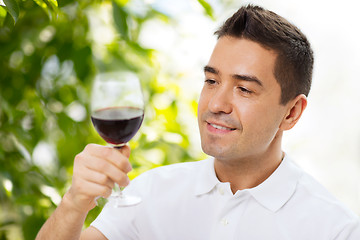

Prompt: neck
[214,134,284,194]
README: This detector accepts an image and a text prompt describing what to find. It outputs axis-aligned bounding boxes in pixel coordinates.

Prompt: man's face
[198,37,289,162]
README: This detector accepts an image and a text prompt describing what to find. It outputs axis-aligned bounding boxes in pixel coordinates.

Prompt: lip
[206,121,237,134]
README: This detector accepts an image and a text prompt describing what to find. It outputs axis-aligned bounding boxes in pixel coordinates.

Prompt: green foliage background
[0,0,216,238]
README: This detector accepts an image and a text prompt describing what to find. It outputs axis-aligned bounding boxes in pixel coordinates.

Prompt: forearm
[36,144,131,240]
[36,192,88,240]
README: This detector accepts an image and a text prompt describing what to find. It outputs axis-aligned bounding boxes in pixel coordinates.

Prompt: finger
[84,144,132,173]
[74,177,113,199]
[78,166,115,190]
[116,145,131,159]
[81,155,130,187]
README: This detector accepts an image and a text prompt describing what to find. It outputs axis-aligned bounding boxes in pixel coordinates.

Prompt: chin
[201,141,229,159]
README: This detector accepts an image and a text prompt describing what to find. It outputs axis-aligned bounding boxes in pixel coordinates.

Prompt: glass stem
[119,187,124,199]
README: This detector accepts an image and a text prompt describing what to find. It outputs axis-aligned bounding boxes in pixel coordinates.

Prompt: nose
[208,85,233,114]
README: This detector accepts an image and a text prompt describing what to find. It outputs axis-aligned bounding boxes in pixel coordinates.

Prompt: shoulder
[284,157,357,219]
[279,158,360,238]
[298,172,355,214]
[294,169,359,228]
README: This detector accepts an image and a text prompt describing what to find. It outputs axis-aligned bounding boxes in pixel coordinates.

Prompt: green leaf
[44,0,59,21]
[2,11,14,29]
[33,0,46,8]
[112,0,129,40]
[57,0,73,7]
[72,46,92,80]
[47,0,58,8]
[0,6,6,18]
[22,214,46,240]
[113,0,129,7]
[33,0,58,21]
[0,219,16,228]
[0,232,7,240]
[3,0,19,23]
[197,0,215,20]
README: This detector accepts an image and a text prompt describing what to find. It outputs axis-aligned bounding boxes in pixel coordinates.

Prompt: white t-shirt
[91,155,360,239]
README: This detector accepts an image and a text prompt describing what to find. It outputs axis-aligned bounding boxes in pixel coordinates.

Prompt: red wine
[91,107,144,145]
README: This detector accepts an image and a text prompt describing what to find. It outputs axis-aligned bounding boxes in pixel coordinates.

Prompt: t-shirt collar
[194,157,220,196]
[194,154,303,212]
[248,155,303,212]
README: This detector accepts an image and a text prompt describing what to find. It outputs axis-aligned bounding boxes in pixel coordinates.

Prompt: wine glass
[90,71,144,207]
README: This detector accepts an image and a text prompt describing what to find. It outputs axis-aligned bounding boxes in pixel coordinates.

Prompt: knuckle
[73,156,87,173]
[95,160,107,172]
[84,144,93,152]
[98,174,108,185]
[74,153,83,163]
[86,143,97,149]
[102,147,113,159]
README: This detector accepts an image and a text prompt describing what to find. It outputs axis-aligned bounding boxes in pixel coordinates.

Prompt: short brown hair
[215,5,314,104]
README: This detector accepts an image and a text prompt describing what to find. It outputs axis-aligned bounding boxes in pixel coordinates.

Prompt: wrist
[61,191,90,218]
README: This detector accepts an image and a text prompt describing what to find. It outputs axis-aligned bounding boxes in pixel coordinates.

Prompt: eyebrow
[204,65,219,74]
[204,65,263,87]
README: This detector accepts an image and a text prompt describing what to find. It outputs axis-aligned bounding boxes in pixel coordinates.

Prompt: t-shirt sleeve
[91,204,137,240]
[90,178,147,240]
[90,197,140,240]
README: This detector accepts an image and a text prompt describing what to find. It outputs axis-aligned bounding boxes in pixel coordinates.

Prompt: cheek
[233,101,258,124]
[236,101,282,135]
[197,90,208,116]
[197,94,206,131]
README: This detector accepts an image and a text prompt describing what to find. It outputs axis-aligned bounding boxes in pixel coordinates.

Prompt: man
[37,4,360,240]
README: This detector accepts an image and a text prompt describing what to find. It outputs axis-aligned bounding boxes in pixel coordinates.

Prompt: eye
[237,86,253,94]
[204,79,217,85]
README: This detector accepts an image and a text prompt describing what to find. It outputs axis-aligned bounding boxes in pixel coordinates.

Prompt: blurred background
[0,0,359,239]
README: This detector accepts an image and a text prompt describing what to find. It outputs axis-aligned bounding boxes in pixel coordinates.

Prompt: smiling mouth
[208,122,236,131]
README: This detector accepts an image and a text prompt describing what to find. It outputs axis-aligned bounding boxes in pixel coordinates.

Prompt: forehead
[207,37,278,88]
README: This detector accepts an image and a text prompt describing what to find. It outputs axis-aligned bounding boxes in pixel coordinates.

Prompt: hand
[64,144,132,213]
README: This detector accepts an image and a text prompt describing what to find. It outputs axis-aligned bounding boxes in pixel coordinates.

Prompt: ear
[279,94,307,131]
